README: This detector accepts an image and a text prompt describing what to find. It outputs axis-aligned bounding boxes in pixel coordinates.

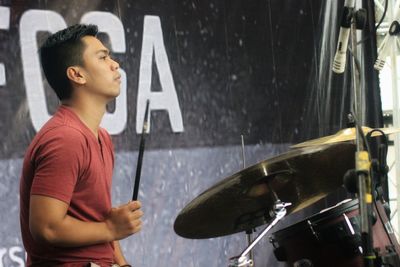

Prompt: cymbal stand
[348,6,375,266]
[228,200,291,267]
[240,135,255,265]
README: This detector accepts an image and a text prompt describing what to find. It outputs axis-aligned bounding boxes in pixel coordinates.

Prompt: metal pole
[390,17,400,242]
[351,7,375,266]
[241,135,254,265]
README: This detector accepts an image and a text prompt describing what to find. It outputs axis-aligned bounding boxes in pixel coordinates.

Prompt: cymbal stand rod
[241,135,254,265]
[241,135,246,169]
[350,9,375,266]
[246,234,253,262]
[228,201,291,267]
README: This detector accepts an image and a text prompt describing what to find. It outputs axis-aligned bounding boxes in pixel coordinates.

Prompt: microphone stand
[240,135,255,266]
[349,9,375,267]
[334,3,375,265]
[351,8,377,267]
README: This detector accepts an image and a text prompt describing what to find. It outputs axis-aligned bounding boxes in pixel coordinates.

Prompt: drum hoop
[271,199,359,241]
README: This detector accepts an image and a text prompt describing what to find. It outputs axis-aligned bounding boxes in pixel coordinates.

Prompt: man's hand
[105,201,143,240]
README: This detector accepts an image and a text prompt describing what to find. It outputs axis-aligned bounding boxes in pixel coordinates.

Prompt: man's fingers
[131,209,144,220]
[114,200,141,212]
[133,225,142,234]
[132,219,142,234]
[127,201,141,211]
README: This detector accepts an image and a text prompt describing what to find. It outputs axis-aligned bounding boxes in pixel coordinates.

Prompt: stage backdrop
[0,0,382,266]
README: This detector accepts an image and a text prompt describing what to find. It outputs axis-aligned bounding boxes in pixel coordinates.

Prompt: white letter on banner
[9,246,24,267]
[0,248,6,267]
[0,6,10,86]
[81,12,127,135]
[137,15,184,133]
[20,10,67,131]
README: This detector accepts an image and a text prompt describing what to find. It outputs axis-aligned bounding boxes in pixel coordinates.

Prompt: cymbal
[174,143,355,239]
[291,127,400,148]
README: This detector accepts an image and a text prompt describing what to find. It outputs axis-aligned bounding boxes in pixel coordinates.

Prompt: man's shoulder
[42,124,87,141]
[32,121,89,152]
[37,107,90,142]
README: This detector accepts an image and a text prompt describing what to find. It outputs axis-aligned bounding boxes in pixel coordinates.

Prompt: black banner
[1,0,383,159]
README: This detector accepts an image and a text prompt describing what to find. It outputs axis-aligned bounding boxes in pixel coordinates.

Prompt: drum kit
[174,127,400,267]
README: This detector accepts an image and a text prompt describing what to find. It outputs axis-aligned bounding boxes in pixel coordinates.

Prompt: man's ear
[66,66,86,85]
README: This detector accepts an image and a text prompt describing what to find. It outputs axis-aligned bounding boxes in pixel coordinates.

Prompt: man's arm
[29,195,143,247]
[113,241,130,266]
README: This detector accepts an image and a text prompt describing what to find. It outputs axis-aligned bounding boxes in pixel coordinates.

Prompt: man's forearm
[34,214,114,247]
[29,195,142,248]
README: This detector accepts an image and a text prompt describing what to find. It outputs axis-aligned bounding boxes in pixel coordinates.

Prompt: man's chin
[103,90,119,103]
[109,87,121,98]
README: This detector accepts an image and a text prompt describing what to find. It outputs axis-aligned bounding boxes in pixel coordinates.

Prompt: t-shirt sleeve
[30,127,88,204]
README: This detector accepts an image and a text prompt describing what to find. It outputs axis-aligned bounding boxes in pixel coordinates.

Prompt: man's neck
[62,96,107,139]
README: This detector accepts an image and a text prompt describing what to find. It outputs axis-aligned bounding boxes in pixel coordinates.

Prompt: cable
[350,109,372,153]
[364,129,395,249]
[376,0,389,30]
[347,46,370,154]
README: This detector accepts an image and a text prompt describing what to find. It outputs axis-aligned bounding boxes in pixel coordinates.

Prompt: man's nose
[111,58,119,70]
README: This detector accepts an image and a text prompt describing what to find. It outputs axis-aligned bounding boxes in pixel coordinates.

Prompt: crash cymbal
[174,143,355,239]
[291,127,400,148]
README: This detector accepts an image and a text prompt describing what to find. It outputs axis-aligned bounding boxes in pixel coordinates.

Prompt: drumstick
[132,100,150,201]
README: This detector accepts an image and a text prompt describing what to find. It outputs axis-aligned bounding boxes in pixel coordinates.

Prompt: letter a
[136,15,184,133]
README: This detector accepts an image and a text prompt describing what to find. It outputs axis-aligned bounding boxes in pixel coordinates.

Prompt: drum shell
[270,199,400,267]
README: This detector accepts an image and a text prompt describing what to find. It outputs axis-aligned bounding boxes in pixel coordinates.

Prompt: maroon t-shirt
[20,105,115,267]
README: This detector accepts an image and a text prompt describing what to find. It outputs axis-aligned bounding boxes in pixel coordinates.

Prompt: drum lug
[307,220,319,241]
[380,245,400,267]
[269,237,277,248]
[385,221,395,235]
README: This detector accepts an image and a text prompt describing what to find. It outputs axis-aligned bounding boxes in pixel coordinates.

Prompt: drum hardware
[367,129,392,220]
[341,124,400,266]
[352,121,375,267]
[240,135,255,266]
[293,259,313,267]
[174,143,356,239]
[270,199,400,266]
[374,198,400,266]
[379,245,400,266]
[307,220,318,241]
[174,142,359,267]
[305,213,361,246]
[343,213,364,254]
[334,0,384,263]
[228,199,291,267]
[385,221,394,235]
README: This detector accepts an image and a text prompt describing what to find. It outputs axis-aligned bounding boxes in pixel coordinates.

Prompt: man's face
[79,36,121,100]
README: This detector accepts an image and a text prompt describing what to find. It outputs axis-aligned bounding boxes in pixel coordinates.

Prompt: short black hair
[39,24,98,100]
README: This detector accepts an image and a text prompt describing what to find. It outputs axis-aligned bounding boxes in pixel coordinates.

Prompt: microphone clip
[389,20,400,36]
[340,6,366,30]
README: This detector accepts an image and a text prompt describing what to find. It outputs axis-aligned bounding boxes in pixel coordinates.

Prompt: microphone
[332,0,355,74]
[375,23,400,70]
[375,1,400,71]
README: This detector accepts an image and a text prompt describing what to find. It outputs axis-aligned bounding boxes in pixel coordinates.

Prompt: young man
[19,24,142,266]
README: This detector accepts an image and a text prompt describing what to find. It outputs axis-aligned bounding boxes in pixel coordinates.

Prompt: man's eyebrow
[96,49,110,55]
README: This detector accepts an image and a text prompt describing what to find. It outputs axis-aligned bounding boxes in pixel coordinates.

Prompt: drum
[270,199,400,267]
